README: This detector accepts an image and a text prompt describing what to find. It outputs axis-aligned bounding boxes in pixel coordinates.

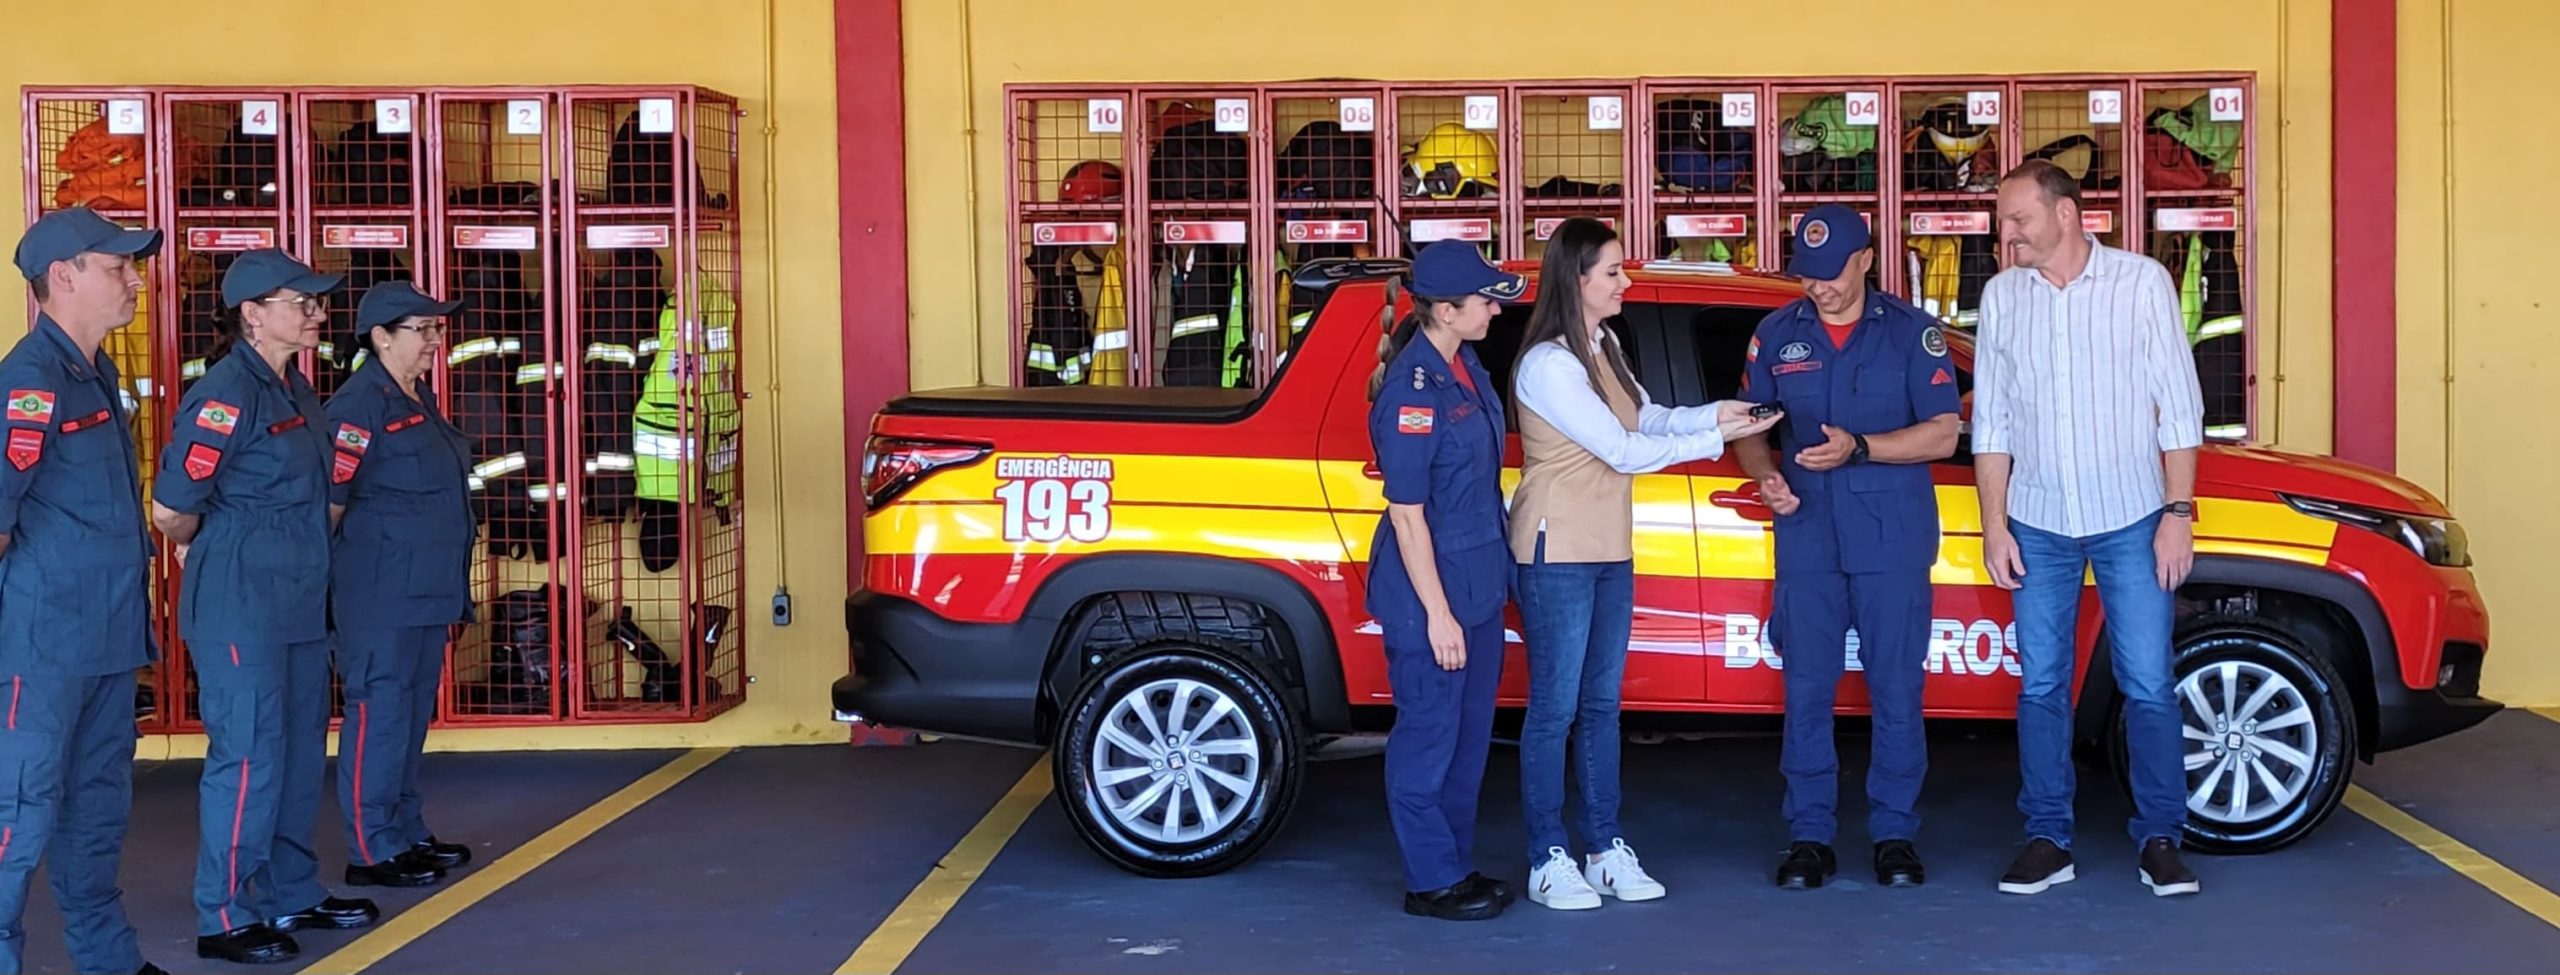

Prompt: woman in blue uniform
[327,281,477,890]
[1364,241,1523,922]
[150,249,374,965]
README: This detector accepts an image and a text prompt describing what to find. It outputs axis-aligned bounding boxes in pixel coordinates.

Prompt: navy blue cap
[219,248,345,308]
[13,207,162,281]
[1409,240,1526,302]
[356,280,465,330]
[1786,204,1872,281]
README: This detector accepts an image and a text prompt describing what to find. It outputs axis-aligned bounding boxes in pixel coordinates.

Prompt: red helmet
[1059,160,1123,204]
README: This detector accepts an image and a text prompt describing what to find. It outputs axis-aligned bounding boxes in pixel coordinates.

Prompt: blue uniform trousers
[1382,615,1503,894]
[190,638,331,936]
[1777,567,1931,845]
[336,624,448,866]
[0,670,141,975]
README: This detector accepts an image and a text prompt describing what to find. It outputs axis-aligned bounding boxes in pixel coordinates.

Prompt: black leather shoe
[413,835,472,869]
[346,850,444,888]
[269,896,380,933]
[1875,839,1926,887]
[195,925,298,964]
[1403,879,1503,921]
[1464,871,1514,907]
[1774,841,1838,890]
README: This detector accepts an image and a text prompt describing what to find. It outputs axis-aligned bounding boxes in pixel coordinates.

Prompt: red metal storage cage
[1890,79,2011,329]
[1513,83,1633,265]
[1638,81,1767,268]
[1269,86,1387,368]
[1389,84,1506,264]
[20,88,178,733]
[560,86,747,722]
[426,90,571,724]
[1005,88,1139,388]
[2134,78,2254,442]
[293,92,430,401]
[1769,83,1887,293]
[2017,78,2133,256]
[1137,91,1260,390]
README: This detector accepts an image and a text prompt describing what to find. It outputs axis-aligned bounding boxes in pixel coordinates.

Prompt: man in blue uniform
[0,206,168,975]
[1735,204,1961,890]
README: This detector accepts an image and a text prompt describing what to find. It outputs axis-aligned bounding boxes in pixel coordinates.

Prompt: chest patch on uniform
[196,401,240,435]
[5,428,40,471]
[385,414,426,433]
[335,423,373,454]
[332,450,361,485]
[1397,406,1434,434]
[184,443,222,480]
[1773,360,1824,376]
[267,415,307,434]
[6,390,54,424]
[59,409,112,433]
[1778,341,1813,363]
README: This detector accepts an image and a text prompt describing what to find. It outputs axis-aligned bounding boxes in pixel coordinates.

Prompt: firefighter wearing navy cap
[150,249,375,964]
[0,206,170,975]
[326,281,478,893]
[1735,204,1961,891]
[1364,240,1520,922]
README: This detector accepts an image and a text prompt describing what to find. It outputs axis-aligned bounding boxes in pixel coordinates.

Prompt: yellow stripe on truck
[897,452,1331,511]
[864,502,1349,562]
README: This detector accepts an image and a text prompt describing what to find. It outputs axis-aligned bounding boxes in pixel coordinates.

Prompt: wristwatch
[1848,432,1871,465]
[2166,500,2196,519]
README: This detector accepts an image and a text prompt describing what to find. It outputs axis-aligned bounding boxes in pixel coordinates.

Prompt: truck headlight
[2282,494,2472,567]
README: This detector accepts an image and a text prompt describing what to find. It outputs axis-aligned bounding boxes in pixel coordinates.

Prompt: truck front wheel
[2110,615,2357,855]
[1055,641,1304,878]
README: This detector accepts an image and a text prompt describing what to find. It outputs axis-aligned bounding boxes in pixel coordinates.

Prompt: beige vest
[1508,340,1642,564]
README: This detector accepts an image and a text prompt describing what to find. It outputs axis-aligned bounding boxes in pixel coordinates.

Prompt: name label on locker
[322,225,409,249]
[1286,220,1368,244]
[1410,218,1492,243]
[187,228,276,252]
[1031,222,1117,246]
[2082,211,2116,234]
[2154,207,2238,232]
[1161,221,1245,245]
[1534,216,1615,241]
[587,225,672,249]
[1908,212,1990,236]
[1665,214,1748,238]
[454,226,540,251]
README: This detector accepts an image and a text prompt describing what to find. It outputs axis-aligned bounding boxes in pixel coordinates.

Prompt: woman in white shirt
[1505,218,1778,910]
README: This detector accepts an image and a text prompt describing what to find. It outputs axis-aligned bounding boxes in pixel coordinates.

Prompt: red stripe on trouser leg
[352,702,372,865]
[223,757,249,933]
[8,676,17,730]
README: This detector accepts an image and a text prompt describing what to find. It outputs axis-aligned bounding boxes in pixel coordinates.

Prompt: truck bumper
[833,590,1045,744]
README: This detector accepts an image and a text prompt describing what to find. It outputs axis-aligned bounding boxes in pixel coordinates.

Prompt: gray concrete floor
[13,711,2560,974]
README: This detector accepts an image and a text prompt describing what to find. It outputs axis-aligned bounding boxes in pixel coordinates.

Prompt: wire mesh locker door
[1140,95,1255,390]
[1893,83,2009,327]
[1271,92,1384,368]
[1518,87,1630,266]
[2136,81,2252,443]
[1772,86,1884,293]
[2018,82,2131,252]
[1391,88,1504,264]
[563,89,747,718]
[430,92,570,723]
[1648,86,1764,268]
[23,90,176,731]
[1011,92,1136,389]
[296,93,428,401]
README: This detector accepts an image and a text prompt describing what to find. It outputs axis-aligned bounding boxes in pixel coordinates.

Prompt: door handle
[1362,462,1382,480]
[1708,486,1776,523]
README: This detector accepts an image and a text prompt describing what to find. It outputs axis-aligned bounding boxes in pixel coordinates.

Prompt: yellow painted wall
[2,0,856,755]
[2398,0,2560,704]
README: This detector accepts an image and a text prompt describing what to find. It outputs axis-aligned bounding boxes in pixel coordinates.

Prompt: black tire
[2108,614,2357,855]
[1054,641,1304,878]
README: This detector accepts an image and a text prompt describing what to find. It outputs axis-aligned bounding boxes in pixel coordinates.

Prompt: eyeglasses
[394,322,448,340]
[259,294,329,315]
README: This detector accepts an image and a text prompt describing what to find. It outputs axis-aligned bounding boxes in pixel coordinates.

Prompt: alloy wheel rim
[2177,658,2320,825]
[1090,677,1261,843]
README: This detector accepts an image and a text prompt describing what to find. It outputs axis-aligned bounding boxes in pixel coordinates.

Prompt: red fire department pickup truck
[836,258,2498,878]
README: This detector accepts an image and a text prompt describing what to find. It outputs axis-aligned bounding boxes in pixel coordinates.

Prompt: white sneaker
[1584,838,1666,901]
[1528,846,1602,910]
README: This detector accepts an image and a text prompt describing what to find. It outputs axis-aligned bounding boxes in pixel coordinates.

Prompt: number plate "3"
[997,477,1113,544]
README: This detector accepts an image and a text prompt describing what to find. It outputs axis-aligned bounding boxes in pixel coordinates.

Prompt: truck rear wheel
[2110,615,2356,855]
[1055,641,1303,878]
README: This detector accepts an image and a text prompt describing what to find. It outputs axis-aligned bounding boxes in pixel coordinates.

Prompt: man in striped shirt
[1972,160,2206,898]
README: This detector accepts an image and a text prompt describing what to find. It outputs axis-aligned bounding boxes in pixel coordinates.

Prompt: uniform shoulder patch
[334,423,373,455]
[5,428,40,471]
[1921,325,1948,358]
[1747,336,1760,362]
[332,450,361,485]
[6,389,54,424]
[195,400,240,435]
[183,442,222,480]
[1397,405,1434,434]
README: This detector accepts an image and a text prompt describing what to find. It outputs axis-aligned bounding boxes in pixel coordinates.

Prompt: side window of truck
[1467,304,1651,406]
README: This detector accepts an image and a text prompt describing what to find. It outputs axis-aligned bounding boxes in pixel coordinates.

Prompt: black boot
[413,835,473,869]
[195,925,297,964]
[269,896,380,933]
[345,850,444,889]
[1403,878,1503,921]
[1774,841,1838,890]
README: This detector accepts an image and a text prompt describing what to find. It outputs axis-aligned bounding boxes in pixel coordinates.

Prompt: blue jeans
[1513,535,1634,864]
[2009,511,2187,850]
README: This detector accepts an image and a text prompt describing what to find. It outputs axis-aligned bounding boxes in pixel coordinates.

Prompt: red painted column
[837,0,910,574]
[2332,0,2396,469]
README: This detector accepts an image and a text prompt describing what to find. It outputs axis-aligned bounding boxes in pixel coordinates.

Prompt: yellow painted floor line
[2532,706,2560,724]
[300,746,733,975]
[838,754,1054,975]
[2343,784,2560,930]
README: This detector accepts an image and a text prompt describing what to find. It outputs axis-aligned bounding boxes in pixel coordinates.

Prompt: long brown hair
[1511,217,1638,401]
[1365,276,1465,402]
